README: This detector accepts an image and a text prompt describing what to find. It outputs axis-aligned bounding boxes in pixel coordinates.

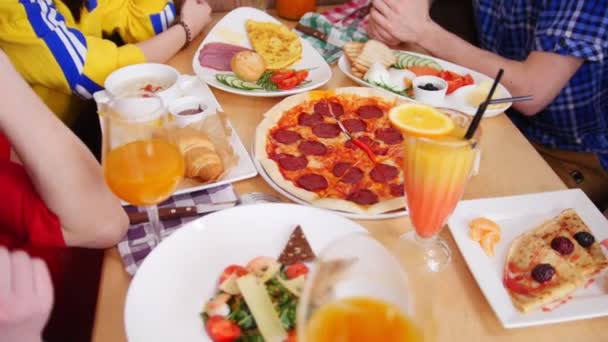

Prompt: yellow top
[0,0,176,125]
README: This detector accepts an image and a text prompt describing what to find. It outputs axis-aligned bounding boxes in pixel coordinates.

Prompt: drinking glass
[297,233,425,342]
[101,95,185,244]
[401,114,479,272]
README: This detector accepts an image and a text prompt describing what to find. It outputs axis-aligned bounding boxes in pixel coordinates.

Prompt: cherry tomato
[293,70,308,83]
[206,316,241,342]
[285,330,297,342]
[285,263,309,279]
[271,70,296,83]
[219,265,248,284]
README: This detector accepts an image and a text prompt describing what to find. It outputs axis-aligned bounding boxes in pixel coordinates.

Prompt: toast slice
[353,40,396,74]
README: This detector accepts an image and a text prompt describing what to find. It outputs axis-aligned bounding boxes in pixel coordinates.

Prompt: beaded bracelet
[176,19,192,48]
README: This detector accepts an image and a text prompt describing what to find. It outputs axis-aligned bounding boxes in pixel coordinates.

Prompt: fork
[238,192,283,205]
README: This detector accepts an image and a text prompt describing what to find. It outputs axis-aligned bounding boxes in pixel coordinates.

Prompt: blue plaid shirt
[474,0,608,170]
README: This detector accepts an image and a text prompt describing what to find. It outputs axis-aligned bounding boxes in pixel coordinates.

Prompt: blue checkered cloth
[118,185,238,275]
[474,0,608,169]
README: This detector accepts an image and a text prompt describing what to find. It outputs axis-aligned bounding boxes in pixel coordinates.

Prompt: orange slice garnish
[388,103,454,137]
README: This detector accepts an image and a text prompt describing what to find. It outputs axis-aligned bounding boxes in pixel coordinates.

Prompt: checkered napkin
[118,185,238,275]
[296,0,371,63]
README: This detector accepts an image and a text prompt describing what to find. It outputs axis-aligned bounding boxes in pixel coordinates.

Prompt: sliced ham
[198,42,250,71]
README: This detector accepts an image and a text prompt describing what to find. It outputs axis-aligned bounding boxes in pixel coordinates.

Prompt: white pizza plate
[251,140,407,221]
[338,52,512,117]
[447,189,608,328]
[192,7,332,97]
[124,203,368,342]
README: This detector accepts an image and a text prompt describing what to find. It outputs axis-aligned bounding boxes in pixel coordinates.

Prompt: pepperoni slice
[342,119,367,133]
[297,174,328,191]
[272,129,301,144]
[341,167,364,184]
[298,113,324,127]
[312,123,341,139]
[390,183,405,196]
[370,164,399,183]
[347,189,379,205]
[332,162,352,177]
[375,127,404,145]
[275,154,308,171]
[357,105,383,119]
[298,140,327,156]
[314,101,344,117]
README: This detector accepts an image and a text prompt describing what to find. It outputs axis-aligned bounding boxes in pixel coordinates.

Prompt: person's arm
[99,0,211,63]
[369,0,586,116]
[0,248,53,342]
[0,0,210,101]
[0,52,128,248]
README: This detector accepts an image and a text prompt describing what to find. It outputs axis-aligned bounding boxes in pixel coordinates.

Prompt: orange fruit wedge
[388,103,454,137]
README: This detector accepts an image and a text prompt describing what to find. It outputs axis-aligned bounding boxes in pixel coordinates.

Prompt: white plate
[124,203,368,342]
[251,140,407,221]
[192,7,332,97]
[338,52,512,117]
[447,189,608,328]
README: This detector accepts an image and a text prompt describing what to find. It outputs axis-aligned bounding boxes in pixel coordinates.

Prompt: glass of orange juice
[297,234,424,342]
[101,95,185,244]
[390,104,479,272]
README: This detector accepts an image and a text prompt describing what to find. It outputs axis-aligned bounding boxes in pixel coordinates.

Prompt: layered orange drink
[390,104,479,239]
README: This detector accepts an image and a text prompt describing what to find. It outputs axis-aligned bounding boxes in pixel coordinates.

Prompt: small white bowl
[413,75,448,106]
[168,96,210,127]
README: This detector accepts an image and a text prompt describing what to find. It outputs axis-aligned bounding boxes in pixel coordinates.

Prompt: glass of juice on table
[100,95,185,244]
[389,103,479,272]
[297,234,423,342]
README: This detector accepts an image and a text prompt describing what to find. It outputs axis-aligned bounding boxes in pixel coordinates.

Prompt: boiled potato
[231,51,266,82]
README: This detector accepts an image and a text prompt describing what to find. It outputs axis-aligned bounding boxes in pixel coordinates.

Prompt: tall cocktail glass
[393,105,479,272]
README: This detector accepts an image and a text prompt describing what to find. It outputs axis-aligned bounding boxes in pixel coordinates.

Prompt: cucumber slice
[217,74,263,90]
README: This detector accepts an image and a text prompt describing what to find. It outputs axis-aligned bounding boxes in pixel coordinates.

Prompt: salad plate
[338,51,512,117]
[124,203,367,342]
[448,189,608,328]
[192,7,331,97]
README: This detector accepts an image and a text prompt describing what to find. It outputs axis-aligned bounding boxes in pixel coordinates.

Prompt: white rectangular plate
[192,7,332,97]
[338,52,511,117]
[448,189,608,328]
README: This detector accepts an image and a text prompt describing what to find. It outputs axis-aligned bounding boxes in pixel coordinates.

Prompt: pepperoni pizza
[255,88,406,214]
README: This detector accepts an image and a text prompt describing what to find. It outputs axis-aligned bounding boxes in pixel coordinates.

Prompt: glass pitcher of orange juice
[99,95,184,244]
[276,0,316,20]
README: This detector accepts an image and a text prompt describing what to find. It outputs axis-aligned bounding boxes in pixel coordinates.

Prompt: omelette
[246,20,302,70]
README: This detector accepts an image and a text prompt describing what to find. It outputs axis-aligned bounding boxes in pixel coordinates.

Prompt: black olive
[573,231,595,248]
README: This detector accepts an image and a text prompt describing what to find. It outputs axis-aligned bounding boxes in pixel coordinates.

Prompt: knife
[128,202,236,225]
[295,23,346,48]
[326,101,376,162]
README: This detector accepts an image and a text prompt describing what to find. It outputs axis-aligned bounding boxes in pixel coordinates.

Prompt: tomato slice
[285,262,309,279]
[285,330,297,342]
[276,70,309,90]
[219,265,248,284]
[206,316,241,342]
[271,70,296,83]
[438,70,475,94]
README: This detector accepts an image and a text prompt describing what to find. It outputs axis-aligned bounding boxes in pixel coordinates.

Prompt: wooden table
[91,10,607,342]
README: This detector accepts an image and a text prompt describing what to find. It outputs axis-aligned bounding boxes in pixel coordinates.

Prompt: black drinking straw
[464,68,504,140]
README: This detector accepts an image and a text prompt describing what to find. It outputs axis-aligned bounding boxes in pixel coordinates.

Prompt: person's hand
[0,248,53,342]
[180,0,212,38]
[368,17,400,47]
[370,0,432,45]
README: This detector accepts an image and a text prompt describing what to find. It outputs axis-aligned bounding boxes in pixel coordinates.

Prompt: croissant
[160,127,224,182]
